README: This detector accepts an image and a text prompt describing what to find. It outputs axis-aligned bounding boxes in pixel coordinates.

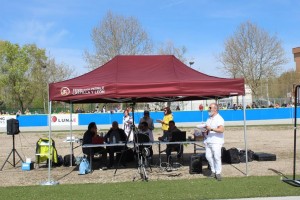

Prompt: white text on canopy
[72,86,105,95]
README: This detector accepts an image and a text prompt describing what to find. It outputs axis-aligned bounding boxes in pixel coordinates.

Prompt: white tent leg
[41,100,59,185]
[70,103,73,166]
[242,95,248,176]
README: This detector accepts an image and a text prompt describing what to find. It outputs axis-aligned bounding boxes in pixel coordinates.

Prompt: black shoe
[216,174,222,181]
[209,172,216,178]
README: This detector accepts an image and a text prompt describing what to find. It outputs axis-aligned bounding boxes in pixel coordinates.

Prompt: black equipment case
[253,152,276,161]
[189,154,203,174]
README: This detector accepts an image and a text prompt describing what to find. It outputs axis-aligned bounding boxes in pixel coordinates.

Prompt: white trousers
[205,143,222,174]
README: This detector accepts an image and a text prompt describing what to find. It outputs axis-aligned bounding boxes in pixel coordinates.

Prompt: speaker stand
[0,134,24,171]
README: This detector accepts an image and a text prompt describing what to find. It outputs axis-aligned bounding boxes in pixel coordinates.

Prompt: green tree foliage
[269,70,297,98]
[0,41,47,113]
[0,41,74,113]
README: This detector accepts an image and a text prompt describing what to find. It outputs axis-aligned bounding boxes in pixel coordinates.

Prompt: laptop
[170,131,186,142]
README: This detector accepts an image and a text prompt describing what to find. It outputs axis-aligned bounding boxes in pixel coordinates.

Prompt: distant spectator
[75,107,83,113]
[25,108,31,115]
[233,104,238,110]
[176,105,180,111]
[252,102,258,108]
[95,106,100,113]
[227,103,231,109]
[16,110,22,116]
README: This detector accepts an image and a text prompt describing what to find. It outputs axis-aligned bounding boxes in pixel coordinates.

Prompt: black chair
[167,131,186,164]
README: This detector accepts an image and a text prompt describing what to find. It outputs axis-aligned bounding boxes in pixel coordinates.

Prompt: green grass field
[0,176,300,200]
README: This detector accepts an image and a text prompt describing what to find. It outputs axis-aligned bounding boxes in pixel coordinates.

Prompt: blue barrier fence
[16,107,296,127]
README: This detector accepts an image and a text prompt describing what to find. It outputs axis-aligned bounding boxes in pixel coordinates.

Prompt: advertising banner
[0,115,16,127]
[50,114,78,126]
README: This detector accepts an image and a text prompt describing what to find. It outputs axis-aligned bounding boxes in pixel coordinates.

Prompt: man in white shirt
[204,103,225,181]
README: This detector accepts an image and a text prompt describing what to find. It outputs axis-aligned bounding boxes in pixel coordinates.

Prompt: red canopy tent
[44,55,247,185]
[49,55,245,103]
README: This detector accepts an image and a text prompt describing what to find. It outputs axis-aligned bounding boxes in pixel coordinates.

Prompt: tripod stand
[114,104,150,181]
[1,134,24,171]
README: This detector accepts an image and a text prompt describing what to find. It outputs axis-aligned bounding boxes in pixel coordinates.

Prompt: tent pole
[70,102,73,166]
[242,95,248,176]
[41,96,58,185]
[282,84,300,186]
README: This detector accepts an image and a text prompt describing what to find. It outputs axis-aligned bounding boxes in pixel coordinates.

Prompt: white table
[82,140,205,172]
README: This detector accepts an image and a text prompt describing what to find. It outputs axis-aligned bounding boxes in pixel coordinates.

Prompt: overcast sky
[1,0,299,77]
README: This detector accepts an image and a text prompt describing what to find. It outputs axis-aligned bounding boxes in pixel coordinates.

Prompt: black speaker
[189,154,203,174]
[7,118,20,135]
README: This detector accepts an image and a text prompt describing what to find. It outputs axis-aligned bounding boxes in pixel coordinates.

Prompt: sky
[1,0,299,78]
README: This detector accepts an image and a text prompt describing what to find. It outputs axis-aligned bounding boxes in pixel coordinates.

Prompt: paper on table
[196,123,206,132]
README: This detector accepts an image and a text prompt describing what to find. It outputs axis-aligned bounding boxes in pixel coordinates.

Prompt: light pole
[189,61,194,110]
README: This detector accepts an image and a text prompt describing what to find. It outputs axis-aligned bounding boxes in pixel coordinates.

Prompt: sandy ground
[0,125,299,187]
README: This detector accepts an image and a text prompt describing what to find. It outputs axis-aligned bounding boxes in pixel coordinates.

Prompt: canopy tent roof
[49,55,245,103]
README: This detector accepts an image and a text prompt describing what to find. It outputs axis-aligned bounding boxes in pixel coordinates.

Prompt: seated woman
[104,121,128,168]
[82,122,107,166]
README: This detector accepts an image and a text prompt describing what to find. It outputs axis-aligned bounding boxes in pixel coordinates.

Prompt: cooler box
[22,162,34,171]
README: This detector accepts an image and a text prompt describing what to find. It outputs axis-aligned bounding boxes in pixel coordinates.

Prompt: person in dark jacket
[82,122,107,166]
[104,121,128,168]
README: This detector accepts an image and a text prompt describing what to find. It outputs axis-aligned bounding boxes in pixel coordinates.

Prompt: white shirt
[123,115,133,140]
[204,113,224,144]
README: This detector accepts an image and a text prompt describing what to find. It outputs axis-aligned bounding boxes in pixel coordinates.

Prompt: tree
[84,11,153,69]
[269,70,297,99]
[157,40,187,63]
[218,21,288,98]
[0,41,47,113]
[39,57,75,113]
[0,41,74,113]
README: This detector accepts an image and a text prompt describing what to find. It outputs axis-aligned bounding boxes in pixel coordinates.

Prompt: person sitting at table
[82,122,107,165]
[159,120,183,162]
[137,121,154,158]
[104,121,128,168]
[138,110,154,131]
[139,121,154,142]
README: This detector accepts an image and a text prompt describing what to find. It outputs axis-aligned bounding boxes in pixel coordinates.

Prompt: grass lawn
[0,176,300,200]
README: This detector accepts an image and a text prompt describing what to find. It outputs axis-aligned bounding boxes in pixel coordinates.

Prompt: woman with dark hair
[157,107,173,135]
[82,122,107,167]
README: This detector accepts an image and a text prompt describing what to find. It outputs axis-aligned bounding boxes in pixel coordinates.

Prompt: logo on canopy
[61,87,70,96]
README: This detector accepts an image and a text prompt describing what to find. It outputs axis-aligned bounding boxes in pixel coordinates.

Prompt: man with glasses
[204,103,225,181]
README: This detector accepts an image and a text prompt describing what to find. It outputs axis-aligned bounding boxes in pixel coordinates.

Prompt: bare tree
[84,11,153,69]
[218,21,288,98]
[157,40,187,63]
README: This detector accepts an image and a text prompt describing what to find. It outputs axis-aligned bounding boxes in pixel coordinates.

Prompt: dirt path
[0,126,298,187]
